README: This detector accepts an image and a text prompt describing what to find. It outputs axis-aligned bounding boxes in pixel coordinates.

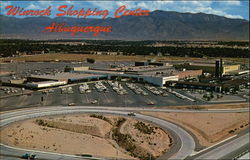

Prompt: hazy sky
[1,0,249,20]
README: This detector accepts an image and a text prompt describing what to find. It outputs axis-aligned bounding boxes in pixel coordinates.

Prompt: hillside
[0,11,249,40]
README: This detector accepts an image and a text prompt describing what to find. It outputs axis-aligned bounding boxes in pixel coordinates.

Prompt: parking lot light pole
[66,92,68,105]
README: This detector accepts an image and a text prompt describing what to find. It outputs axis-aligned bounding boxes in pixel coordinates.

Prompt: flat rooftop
[189,63,240,67]
[30,72,103,80]
[123,65,174,72]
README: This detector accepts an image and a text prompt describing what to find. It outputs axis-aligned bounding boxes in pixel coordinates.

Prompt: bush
[116,118,126,127]
[89,114,112,124]
[86,58,95,64]
[35,119,46,126]
[228,130,235,134]
[134,121,155,135]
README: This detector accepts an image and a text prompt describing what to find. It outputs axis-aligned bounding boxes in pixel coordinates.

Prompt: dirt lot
[0,114,170,160]
[1,53,248,63]
[141,112,249,147]
[0,53,199,62]
[165,103,249,110]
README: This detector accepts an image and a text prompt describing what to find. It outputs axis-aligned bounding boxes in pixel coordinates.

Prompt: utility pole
[116,150,118,160]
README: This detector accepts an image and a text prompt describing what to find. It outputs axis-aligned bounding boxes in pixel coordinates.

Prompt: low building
[9,79,26,84]
[176,62,241,76]
[25,81,67,89]
[222,79,249,92]
[223,65,241,75]
[27,72,107,84]
[135,61,170,66]
[176,70,203,79]
[166,81,222,92]
[142,75,179,86]
[64,66,89,72]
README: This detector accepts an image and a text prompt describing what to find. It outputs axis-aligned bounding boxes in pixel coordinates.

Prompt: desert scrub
[112,118,155,160]
[134,121,156,134]
[89,114,112,124]
[116,118,126,127]
[35,119,47,126]
[112,118,136,153]
[112,128,136,152]
[35,119,54,128]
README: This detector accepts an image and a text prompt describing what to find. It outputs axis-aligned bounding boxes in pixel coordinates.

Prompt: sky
[0,0,249,20]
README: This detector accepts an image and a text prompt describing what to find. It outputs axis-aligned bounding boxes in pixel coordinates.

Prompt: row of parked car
[61,87,73,94]
[126,83,148,96]
[1,87,21,94]
[95,81,108,92]
[170,90,196,102]
[108,81,128,95]
[144,85,169,97]
[79,83,91,93]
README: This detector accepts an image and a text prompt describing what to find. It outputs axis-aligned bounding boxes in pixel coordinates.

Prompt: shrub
[134,121,155,134]
[89,114,112,124]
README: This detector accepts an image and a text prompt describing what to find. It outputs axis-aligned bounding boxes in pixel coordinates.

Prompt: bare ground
[120,119,171,158]
[1,53,248,63]
[164,103,249,110]
[141,112,249,147]
[0,114,171,159]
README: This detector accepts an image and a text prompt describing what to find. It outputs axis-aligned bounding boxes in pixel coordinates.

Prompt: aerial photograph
[0,0,249,160]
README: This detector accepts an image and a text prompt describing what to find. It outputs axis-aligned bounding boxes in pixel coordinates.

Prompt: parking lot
[43,81,194,106]
[1,61,248,111]
[0,80,202,111]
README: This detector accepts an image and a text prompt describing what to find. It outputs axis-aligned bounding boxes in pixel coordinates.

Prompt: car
[162,93,168,97]
[76,154,93,157]
[21,153,36,159]
[48,89,54,93]
[86,89,92,93]
[68,103,75,106]
[127,112,136,116]
[147,101,155,105]
[91,100,98,104]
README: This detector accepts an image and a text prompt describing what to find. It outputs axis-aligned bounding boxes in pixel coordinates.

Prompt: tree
[86,58,95,64]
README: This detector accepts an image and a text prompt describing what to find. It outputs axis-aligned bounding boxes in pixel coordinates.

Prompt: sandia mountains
[0,10,249,40]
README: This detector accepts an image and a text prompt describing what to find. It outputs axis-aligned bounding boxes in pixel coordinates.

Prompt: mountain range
[0,10,249,40]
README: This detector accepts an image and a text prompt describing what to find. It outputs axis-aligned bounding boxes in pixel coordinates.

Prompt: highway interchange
[0,106,249,160]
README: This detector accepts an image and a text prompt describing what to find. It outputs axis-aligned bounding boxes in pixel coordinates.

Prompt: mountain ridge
[0,10,249,40]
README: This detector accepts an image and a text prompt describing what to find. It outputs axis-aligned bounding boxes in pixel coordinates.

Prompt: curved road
[1,106,196,160]
[0,106,249,160]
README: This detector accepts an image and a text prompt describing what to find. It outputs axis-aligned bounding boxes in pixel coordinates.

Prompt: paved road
[238,152,250,159]
[193,132,249,160]
[0,107,196,160]
[1,106,249,120]
[1,106,249,160]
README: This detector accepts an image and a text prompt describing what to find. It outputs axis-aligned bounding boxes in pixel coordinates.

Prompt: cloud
[26,3,41,10]
[88,1,118,10]
[188,6,243,19]
[69,1,247,20]
[115,1,173,11]
[1,1,11,9]
[0,1,246,20]
[0,1,11,15]
[220,1,241,6]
